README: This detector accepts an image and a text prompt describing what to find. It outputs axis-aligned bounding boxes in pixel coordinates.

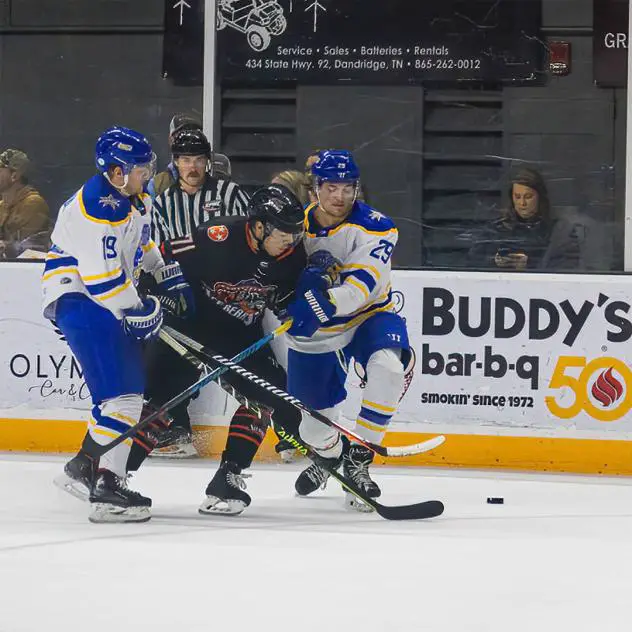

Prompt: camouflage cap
[0,149,30,174]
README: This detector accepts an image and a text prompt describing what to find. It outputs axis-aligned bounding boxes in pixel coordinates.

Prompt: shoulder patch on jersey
[350,201,396,232]
[207,224,229,242]
[80,175,131,225]
[98,194,120,210]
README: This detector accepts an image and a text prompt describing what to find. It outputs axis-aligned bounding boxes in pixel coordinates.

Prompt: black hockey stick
[158,329,444,521]
[90,320,292,458]
[163,325,445,458]
[157,329,273,421]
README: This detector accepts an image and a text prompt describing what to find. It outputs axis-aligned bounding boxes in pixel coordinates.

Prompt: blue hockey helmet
[95,126,156,176]
[311,150,360,184]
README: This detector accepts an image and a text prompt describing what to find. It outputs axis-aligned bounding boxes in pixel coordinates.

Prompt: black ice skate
[294,455,341,497]
[343,444,381,513]
[53,451,95,502]
[275,438,299,463]
[199,461,252,516]
[149,425,198,459]
[89,469,152,523]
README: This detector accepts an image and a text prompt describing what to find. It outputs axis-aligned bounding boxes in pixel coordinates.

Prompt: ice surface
[1,454,632,632]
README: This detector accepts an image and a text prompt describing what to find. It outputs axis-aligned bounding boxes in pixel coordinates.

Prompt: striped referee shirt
[151,175,250,245]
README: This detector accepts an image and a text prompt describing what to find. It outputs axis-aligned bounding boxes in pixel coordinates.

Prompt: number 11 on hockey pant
[158,329,444,521]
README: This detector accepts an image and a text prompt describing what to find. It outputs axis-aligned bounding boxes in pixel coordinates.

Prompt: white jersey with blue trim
[287,200,397,354]
[42,174,164,321]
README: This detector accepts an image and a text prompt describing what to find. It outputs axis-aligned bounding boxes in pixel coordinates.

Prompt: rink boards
[2,262,632,474]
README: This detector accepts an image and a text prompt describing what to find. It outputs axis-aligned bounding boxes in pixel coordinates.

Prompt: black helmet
[247,184,305,235]
[171,128,211,159]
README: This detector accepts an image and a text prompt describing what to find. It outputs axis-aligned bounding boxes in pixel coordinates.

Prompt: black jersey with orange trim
[165,216,306,350]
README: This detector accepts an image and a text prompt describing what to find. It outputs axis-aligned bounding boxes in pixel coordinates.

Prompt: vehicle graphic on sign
[217,0,288,52]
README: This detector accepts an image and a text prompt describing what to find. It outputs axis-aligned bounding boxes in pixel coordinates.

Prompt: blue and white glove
[287,287,336,338]
[123,296,163,341]
[154,262,195,319]
[296,266,334,295]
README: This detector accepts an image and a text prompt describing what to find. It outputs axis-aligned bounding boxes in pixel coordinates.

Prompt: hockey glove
[287,287,336,338]
[296,265,335,295]
[154,262,195,319]
[123,295,163,341]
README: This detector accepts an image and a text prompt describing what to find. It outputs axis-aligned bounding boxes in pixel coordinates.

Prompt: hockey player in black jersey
[143,183,306,514]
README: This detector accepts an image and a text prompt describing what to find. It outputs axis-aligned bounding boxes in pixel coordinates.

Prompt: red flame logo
[591,368,624,407]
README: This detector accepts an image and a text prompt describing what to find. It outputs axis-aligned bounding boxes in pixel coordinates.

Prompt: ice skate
[199,461,251,516]
[343,444,380,513]
[275,438,298,463]
[53,452,95,502]
[89,470,152,523]
[149,425,198,459]
[294,455,342,497]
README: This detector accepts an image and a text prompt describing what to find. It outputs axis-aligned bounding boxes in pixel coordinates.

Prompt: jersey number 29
[369,239,394,264]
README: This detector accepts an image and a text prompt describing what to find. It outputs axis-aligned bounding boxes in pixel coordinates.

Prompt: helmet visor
[128,153,157,182]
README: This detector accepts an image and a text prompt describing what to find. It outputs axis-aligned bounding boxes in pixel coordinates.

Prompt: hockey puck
[487,497,504,504]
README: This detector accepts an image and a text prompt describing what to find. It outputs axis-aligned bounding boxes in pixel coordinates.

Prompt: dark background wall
[0,0,202,210]
[0,0,625,268]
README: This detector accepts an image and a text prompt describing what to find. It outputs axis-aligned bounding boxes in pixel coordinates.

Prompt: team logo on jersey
[369,210,385,222]
[204,278,276,326]
[99,194,120,210]
[207,225,229,242]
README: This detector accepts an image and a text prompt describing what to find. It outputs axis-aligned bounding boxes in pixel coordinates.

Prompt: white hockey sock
[356,349,404,444]
[88,394,143,477]
[299,405,343,459]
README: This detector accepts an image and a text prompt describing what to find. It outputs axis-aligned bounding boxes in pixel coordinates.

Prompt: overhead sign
[594,0,629,87]
[219,0,543,83]
[163,0,543,86]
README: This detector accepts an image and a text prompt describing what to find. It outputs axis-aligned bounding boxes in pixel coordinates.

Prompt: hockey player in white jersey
[286,150,411,511]
[44,127,194,523]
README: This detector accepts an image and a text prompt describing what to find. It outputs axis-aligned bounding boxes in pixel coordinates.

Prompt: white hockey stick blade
[384,434,446,458]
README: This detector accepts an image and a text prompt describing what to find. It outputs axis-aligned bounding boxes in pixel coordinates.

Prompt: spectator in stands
[468,167,597,271]
[271,170,310,207]
[0,149,50,259]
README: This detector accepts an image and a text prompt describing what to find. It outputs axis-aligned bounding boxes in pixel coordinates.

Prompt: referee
[147,127,250,458]
[151,128,249,245]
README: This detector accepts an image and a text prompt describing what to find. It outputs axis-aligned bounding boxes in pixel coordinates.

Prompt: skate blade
[149,444,198,459]
[89,503,151,523]
[344,492,375,514]
[198,496,247,516]
[53,473,90,503]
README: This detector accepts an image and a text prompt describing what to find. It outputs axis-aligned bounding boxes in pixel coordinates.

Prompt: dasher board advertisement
[0,263,229,424]
[387,270,632,436]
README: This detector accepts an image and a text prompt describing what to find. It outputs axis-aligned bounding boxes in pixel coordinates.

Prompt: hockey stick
[91,320,292,458]
[157,329,272,421]
[163,325,445,459]
[158,329,443,521]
